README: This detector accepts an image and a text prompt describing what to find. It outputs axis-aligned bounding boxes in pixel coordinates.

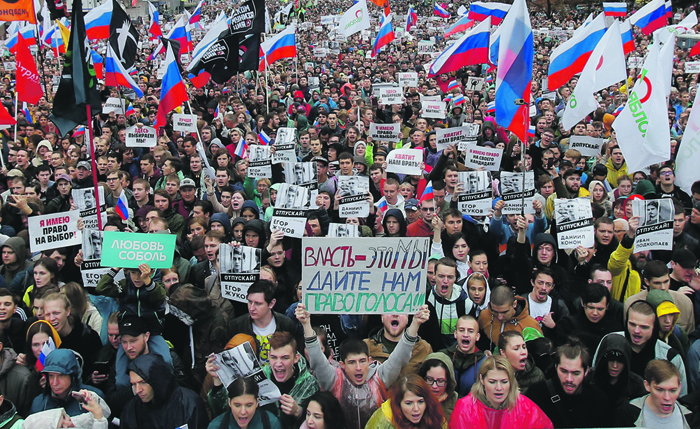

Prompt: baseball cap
[405,199,419,211]
[55,174,71,183]
[77,161,92,171]
[6,169,23,178]
[119,314,148,337]
[312,156,329,165]
[180,178,196,188]
[693,201,700,212]
[672,248,697,269]
[592,164,608,176]
[562,168,582,179]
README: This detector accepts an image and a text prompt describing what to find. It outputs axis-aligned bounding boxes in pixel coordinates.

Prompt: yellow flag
[56,19,70,46]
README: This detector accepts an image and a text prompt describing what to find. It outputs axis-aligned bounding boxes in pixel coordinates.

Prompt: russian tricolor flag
[151,15,192,59]
[453,94,466,106]
[630,0,668,35]
[235,137,248,158]
[22,102,33,123]
[154,43,189,128]
[105,45,144,97]
[115,190,130,221]
[434,3,450,18]
[372,14,395,57]
[429,18,490,77]
[189,0,204,28]
[36,337,57,371]
[445,15,475,38]
[91,50,104,79]
[527,124,536,138]
[74,126,86,137]
[547,13,606,91]
[262,24,297,65]
[420,181,434,202]
[125,103,135,117]
[613,104,624,117]
[258,130,271,145]
[620,19,635,55]
[468,2,510,25]
[84,0,113,41]
[407,7,417,31]
[148,2,163,40]
[447,80,459,91]
[377,198,388,214]
[665,0,672,19]
[603,2,627,18]
[495,0,533,145]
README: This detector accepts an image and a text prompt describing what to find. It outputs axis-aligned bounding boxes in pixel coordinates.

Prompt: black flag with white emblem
[109,0,139,73]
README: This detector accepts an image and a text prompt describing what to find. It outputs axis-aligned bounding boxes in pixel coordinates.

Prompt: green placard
[101,231,176,269]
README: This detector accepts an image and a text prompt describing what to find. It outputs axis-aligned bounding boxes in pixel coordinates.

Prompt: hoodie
[241,200,261,219]
[210,213,232,240]
[121,354,207,429]
[243,219,266,249]
[507,233,570,302]
[438,342,486,397]
[0,237,31,288]
[478,297,543,350]
[422,352,458,421]
[29,349,108,417]
[592,333,647,410]
[425,283,469,350]
[381,209,407,237]
[647,289,690,355]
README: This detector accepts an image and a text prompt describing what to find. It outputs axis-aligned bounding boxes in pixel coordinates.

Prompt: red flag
[690,42,700,58]
[14,34,44,105]
[0,102,16,126]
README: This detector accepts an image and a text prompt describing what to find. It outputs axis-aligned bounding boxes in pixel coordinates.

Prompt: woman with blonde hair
[448,356,552,429]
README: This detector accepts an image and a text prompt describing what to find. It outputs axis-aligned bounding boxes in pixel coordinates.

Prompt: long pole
[186,100,204,143]
[13,93,18,149]
[86,104,103,230]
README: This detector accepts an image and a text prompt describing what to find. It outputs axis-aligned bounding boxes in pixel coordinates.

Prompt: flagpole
[33,23,53,103]
[186,100,204,144]
[13,93,18,151]
[86,104,103,231]
[265,57,270,114]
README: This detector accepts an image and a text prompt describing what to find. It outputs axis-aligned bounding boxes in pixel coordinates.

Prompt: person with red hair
[365,374,446,429]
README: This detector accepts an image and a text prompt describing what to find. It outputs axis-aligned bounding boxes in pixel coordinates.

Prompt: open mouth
[391,320,399,328]
[354,373,364,383]
[460,338,471,348]
[519,357,527,367]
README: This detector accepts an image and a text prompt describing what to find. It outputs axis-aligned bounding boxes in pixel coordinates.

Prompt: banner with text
[398,72,418,88]
[72,187,107,230]
[500,171,536,215]
[422,100,446,119]
[302,237,430,314]
[555,198,595,249]
[568,136,605,157]
[436,126,471,151]
[125,125,158,148]
[28,211,82,253]
[172,114,199,133]
[219,244,261,302]
[463,145,503,171]
[386,148,423,175]
[369,123,401,142]
[270,208,308,238]
[632,199,674,252]
[457,171,493,215]
[101,231,176,269]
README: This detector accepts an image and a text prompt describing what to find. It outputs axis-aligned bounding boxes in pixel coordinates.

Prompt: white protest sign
[248,145,272,178]
[172,113,199,133]
[337,176,370,218]
[81,229,110,287]
[125,125,158,148]
[28,211,82,253]
[379,87,403,105]
[398,72,419,88]
[568,135,605,157]
[457,171,493,216]
[272,127,297,164]
[213,342,281,404]
[417,40,434,53]
[372,82,394,97]
[271,208,308,238]
[627,56,644,69]
[456,124,481,151]
[421,100,446,119]
[302,237,430,314]
[632,199,675,252]
[435,126,470,151]
[386,148,423,175]
[72,187,107,231]
[369,123,401,142]
[500,171,536,215]
[102,97,124,114]
[466,77,485,92]
[463,145,504,171]
[219,244,261,302]
[554,198,595,249]
[328,223,359,238]
[685,61,700,73]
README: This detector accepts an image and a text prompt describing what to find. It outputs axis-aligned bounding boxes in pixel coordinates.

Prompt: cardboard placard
[328,223,359,237]
[214,342,281,402]
[101,231,176,269]
[28,211,82,253]
[456,171,493,216]
[685,61,700,74]
[302,237,430,314]
[272,128,297,164]
[172,114,199,133]
[248,145,272,178]
[632,199,675,252]
[385,148,423,175]
[72,188,107,231]
[466,77,485,92]
[456,124,481,151]
[463,145,504,171]
[555,198,595,249]
[125,125,158,148]
[379,87,403,105]
[369,122,401,142]
[436,126,470,151]
[219,244,261,302]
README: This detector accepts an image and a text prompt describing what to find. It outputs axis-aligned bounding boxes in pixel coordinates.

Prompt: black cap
[311,156,329,165]
[673,248,697,269]
[119,314,148,337]
[592,164,608,176]
[562,168,582,179]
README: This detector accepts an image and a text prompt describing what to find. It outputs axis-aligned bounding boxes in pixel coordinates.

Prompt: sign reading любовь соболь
[302,237,429,315]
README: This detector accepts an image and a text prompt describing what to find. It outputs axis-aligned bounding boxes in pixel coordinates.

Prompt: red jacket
[449,393,552,429]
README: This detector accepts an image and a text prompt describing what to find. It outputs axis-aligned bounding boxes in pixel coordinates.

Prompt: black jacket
[591,332,647,410]
[121,354,208,429]
[526,377,614,428]
[555,308,624,353]
[230,311,304,358]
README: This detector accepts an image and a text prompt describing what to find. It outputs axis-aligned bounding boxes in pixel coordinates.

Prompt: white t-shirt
[641,401,684,429]
[528,295,552,326]
[253,318,277,364]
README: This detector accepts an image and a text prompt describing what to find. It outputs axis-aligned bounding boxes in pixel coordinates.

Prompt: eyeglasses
[660,171,674,177]
[421,207,435,212]
[425,377,446,387]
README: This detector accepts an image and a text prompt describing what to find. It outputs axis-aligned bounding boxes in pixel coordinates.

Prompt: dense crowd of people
[0,0,697,427]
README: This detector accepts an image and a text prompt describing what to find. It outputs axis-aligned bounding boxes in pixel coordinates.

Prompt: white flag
[675,89,700,195]
[337,0,371,38]
[613,39,670,172]
[654,10,697,45]
[563,20,626,130]
[658,34,676,97]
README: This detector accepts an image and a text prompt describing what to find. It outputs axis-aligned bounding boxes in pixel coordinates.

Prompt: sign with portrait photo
[456,171,493,216]
[337,176,370,218]
[632,198,675,251]
[248,145,273,178]
[219,244,261,302]
[328,223,359,238]
[554,198,595,249]
[500,171,536,215]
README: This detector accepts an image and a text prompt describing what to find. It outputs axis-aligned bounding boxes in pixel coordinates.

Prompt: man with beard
[438,315,486,397]
[625,260,695,334]
[544,167,590,219]
[526,338,614,428]
[364,314,432,378]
